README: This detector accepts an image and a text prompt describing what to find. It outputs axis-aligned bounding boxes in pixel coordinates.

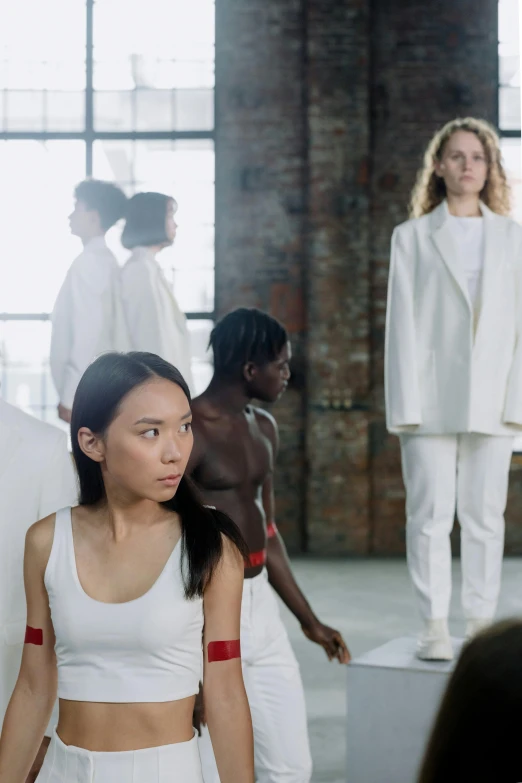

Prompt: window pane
[172,268,215,313]
[0,1,85,132]
[175,89,214,131]
[0,2,86,64]
[499,0,520,51]
[93,0,215,131]
[135,90,174,131]
[4,91,45,131]
[500,54,520,88]
[0,319,63,429]
[94,90,133,131]
[499,86,521,131]
[4,89,86,133]
[501,137,522,223]
[0,141,86,313]
[46,91,85,132]
[188,319,213,395]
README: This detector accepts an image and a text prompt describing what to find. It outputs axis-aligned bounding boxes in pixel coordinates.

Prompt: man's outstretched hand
[301,620,351,663]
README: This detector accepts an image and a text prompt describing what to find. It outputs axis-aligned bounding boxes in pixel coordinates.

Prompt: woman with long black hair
[0,352,254,783]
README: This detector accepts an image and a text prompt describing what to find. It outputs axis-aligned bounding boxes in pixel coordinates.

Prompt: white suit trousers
[198,569,312,783]
[400,433,514,620]
[36,729,203,783]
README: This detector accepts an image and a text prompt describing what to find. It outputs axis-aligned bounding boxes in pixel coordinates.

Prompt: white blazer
[50,237,131,409]
[0,400,77,729]
[120,247,195,393]
[385,200,522,436]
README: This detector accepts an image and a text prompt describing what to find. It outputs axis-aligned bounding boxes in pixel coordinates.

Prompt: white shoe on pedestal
[465,618,493,640]
[416,619,453,661]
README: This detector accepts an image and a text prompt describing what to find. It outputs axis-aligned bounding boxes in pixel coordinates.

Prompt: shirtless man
[189,307,350,783]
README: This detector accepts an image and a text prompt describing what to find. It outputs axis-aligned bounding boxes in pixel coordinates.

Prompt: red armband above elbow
[25,626,43,645]
[208,640,241,663]
[266,521,278,539]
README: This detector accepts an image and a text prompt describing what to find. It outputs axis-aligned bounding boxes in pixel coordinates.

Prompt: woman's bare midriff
[56,695,196,752]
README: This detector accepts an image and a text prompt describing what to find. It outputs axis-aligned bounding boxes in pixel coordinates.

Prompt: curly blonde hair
[409,117,511,218]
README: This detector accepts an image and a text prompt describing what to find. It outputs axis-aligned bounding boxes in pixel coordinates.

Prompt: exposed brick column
[215,0,308,549]
[304,0,372,554]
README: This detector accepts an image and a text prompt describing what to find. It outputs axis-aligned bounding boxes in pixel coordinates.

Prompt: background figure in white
[120,192,194,393]
[50,180,129,423]
[385,117,522,661]
[0,399,77,780]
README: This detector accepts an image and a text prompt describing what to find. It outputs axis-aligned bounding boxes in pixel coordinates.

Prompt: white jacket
[385,200,522,435]
[50,237,131,409]
[0,400,77,729]
[120,247,195,393]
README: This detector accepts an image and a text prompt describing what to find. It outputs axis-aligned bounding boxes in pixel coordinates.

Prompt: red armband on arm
[25,626,43,645]
[208,640,241,662]
[266,521,278,539]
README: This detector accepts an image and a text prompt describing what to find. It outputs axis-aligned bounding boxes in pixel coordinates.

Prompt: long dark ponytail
[71,351,247,599]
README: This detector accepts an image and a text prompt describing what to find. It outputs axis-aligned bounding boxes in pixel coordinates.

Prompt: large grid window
[0,0,215,428]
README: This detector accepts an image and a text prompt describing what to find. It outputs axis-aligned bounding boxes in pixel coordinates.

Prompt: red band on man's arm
[208,640,241,663]
[25,626,43,646]
[267,521,278,539]
[245,548,266,569]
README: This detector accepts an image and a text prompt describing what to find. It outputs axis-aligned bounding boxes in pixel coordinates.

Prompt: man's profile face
[246,342,292,403]
[69,199,100,240]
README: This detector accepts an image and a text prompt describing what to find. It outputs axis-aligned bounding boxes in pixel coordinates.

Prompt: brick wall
[305,0,371,554]
[215,0,308,551]
[216,0,509,555]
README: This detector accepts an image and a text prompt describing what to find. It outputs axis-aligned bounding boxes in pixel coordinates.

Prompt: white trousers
[198,569,312,783]
[36,728,203,783]
[400,433,514,620]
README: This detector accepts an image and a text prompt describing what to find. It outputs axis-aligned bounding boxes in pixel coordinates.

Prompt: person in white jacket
[120,192,195,392]
[385,117,522,661]
[50,180,129,423]
[0,398,77,781]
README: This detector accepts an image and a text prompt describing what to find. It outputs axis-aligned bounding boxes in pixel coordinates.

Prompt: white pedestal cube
[346,636,463,783]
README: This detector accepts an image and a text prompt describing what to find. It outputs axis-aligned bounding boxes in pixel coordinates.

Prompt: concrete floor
[280,557,522,783]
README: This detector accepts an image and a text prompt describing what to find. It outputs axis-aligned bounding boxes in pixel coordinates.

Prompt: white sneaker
[416,619,454,661]
[465,618,493,640]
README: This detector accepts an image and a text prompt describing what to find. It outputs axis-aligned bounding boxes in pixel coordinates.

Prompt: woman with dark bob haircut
[418,618,522,783]
[120,192,194,393]
[0,352,254,783]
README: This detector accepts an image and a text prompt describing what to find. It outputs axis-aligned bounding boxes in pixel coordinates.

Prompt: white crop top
[44,508,203,703]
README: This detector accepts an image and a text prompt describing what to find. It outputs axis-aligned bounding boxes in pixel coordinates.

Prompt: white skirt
[36,728,204,783]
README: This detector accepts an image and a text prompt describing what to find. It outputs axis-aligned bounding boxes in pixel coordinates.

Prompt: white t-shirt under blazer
[385,199,522,436]
[447,213,484,308]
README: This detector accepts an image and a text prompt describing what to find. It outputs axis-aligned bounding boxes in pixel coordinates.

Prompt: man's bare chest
[195,421,273,491]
